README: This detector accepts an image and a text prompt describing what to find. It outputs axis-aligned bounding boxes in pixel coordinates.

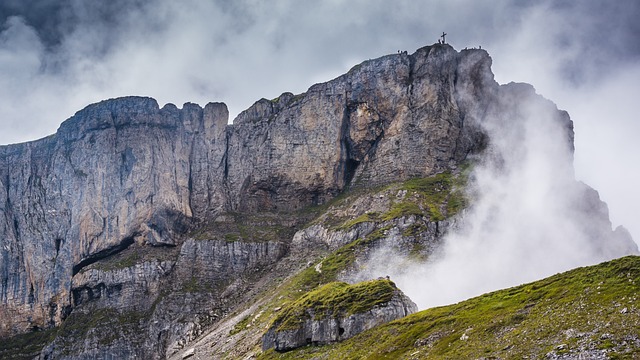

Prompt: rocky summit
[0,43,637,359]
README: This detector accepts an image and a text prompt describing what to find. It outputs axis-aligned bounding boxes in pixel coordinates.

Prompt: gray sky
[1,0,638,244]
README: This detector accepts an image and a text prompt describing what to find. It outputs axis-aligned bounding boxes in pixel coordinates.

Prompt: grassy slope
[259,255,640,359]
[227,171,467,346]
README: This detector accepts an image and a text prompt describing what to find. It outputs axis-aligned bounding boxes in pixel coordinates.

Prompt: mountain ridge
[0,43,636,359]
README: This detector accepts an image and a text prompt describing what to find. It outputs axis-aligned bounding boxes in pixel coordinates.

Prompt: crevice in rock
[55,238,62,256]
[344,158,360,187]
[28,282,35,304]
[339,96,360,189]
[13,218,20,239]
[361,121,386,162]
[72,236,135,276]
[222,130,230,181]
[187,167,194,202]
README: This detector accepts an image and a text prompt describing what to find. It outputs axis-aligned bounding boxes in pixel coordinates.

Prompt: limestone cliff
[0,43,636,359]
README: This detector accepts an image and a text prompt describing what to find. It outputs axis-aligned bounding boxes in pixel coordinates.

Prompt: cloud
[351,81,636,309]
[1,1,636,139]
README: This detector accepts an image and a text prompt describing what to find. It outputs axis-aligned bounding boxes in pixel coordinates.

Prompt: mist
[349,83,637,309]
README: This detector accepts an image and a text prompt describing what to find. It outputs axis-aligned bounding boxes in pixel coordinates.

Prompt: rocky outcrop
[224,45,491,212]
[262,280,417,352]
[31,236,287,360]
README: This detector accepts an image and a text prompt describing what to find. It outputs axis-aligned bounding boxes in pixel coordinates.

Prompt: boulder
[262,279,417,351]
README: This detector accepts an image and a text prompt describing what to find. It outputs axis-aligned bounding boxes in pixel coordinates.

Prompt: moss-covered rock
[262,279,417,352]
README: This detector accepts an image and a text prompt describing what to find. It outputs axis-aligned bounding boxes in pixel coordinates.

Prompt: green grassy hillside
[259,255,640,359]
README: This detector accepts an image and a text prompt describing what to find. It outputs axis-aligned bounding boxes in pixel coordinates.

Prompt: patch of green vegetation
[80,243,181,276]
[291,226,391,293]
[0,327,59,360]
[258,256,640,359]
[238,226,391,339]
[190,228,211,241]
[180,276,214,293]
[310,170,469,232]
[230,315,252,336]
[393,171,468,221]
[273,280,397,331]
[382,201,423,221]
[291,93,306,103]
[224,233,240,242]
[401,223,427,238]
[90,251,140,272]
[114,252,140,268]
[181,276,199,292]
[59,308,115,338]
[408,242,428,262]
[188,212,300,244]
[325,170,469,231]
[304,186,379,229]
[53,306,149,354]
[337,212,380,230]
[446,189,467,216]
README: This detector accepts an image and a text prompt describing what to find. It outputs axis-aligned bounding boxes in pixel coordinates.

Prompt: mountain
[0,43,636,359]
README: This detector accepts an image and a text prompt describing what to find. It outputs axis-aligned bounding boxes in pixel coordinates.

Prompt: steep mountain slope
[259,255,640,359]
[0,43,636,359]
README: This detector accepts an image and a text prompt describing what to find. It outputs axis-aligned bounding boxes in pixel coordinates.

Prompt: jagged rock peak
[56,96,229,142]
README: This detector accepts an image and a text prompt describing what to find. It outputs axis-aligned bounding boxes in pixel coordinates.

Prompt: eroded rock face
[32,237,287,360]
[0,97,228,337]
[261,280,417,352]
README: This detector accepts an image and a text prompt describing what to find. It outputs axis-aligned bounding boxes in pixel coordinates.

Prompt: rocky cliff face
[0,43,636,359]
[0,97,229,337]
[0,44,490,337]
[31,237,287,360]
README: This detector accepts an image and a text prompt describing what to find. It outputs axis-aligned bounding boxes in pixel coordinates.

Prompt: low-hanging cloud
[350,83,637,309]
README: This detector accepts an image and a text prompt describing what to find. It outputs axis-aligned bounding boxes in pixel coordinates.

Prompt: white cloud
[353,81,636,309]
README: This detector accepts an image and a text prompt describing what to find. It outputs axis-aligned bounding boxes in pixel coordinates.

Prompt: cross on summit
[440,32,447,44]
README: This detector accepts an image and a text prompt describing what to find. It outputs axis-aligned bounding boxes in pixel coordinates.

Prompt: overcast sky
[1,0,638,244]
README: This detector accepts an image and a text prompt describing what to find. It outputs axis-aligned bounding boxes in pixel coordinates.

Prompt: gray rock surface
[33,237,286,360]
